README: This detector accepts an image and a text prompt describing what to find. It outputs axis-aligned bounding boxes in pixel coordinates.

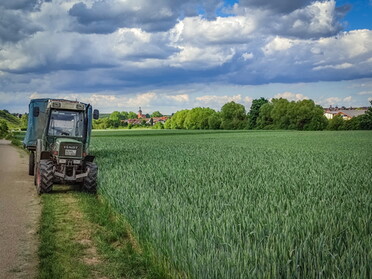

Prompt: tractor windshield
[48,110,85,137]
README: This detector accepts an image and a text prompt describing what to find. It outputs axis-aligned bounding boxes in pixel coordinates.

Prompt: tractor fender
[84,155,95,162]
[40,151,51,160]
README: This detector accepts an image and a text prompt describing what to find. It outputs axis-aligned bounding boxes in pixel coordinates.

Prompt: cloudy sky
[0,0,371,114]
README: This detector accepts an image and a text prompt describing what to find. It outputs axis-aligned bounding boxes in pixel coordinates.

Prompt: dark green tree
[359,100,372,130]
[247,97,268,129]
[208,113,222,129]
[220,101,247,130]
[256,102,274,129]
[327,114,345,130]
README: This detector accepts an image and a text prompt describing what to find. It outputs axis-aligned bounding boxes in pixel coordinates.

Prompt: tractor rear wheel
[29,152,35,176]
[37,160,54,194]
[82,162,97,193]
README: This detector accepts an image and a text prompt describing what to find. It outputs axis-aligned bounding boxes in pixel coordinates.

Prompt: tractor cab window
[48,110,84,137]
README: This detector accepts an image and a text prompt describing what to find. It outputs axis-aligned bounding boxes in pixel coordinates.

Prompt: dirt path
[0,140,41,279]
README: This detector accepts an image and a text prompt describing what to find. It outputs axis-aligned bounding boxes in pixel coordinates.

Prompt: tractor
[23,98,99,194]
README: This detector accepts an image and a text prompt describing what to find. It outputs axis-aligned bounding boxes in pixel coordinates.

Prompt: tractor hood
[54,138,83,158]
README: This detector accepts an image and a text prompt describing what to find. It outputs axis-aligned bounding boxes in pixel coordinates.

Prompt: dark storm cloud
[68,1,176,33]
[0,0,39,10]
[0,0,52,11]
[238,0,313,13]
[68,0,222,33]
[0,10,41,42]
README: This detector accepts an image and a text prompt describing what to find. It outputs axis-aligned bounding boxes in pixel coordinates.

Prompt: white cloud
[343,96,352,103]
[324,97,342,106]
[195,94,252,109]
[357,91,372,95]
[165,94,189,102]
[242,52,253,60]
[274,92,309,101]
[169,45,235,68]
[313,63,353,71]
[262,37,299,55]
[171,16,256,45]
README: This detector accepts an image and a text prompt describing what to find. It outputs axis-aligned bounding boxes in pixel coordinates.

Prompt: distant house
[324,109,367,120]
[121,107,169,126]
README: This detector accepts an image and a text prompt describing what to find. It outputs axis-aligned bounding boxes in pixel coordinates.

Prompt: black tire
[29,152,35,176]
[82,162,98,193]
[34,164,37,185]
[37,160,54,194]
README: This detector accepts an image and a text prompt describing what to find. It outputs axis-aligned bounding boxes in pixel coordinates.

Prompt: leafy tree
[0,120,9,138]
[220,101,247,130]
[170,109,189,129]
[327,114,345,130]
[120,111,129,120]
[248,97,268,129]
[164,118,172,129]
[184,107,216,129]
[208,113,222,129]
[153,122,164,129]
[128,111,138,119]
[292,99,327,131]
[256,98,327,130]
[109,111,122,127]
[20,113,28,129]
[359,100,372,130]
[109,111,121,122]
[270,98,291,129]
[151,111,163,117]
[256,102,274,129]
[344,116,362,130]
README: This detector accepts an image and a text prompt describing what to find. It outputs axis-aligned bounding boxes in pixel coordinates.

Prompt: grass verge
[38,186,173,279]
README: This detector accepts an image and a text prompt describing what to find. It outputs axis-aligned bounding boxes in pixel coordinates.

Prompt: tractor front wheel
[37,160,54,194]
[82,162,97,193]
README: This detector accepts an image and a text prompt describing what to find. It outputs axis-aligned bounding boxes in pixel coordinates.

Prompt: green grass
[38,191,91,279]
[91,130,372,278]
[38,186,171,279]
[0,110,22,128]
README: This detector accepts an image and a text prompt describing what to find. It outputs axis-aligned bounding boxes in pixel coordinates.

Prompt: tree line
[164,98,372,131]
[93,110,163,129]
[93,98,372,130]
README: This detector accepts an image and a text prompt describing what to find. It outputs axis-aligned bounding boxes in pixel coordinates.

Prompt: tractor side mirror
[33,107,40,117]
[93,109,99,120]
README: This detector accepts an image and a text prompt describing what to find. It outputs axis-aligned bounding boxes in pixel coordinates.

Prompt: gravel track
[0,140,40,279]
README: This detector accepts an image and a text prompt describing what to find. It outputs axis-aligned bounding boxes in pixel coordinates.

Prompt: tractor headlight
[73,160,81,165]
[59,159,67,164]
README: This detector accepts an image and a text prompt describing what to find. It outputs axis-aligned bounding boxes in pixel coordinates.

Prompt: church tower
[138,107,143,118]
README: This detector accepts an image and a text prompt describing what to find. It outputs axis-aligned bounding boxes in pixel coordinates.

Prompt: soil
[0,140,41,279]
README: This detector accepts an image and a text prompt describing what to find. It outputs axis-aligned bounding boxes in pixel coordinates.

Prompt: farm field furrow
[91,130,372,278]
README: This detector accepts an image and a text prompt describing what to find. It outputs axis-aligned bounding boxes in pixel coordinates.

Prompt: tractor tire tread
[39,160,54,193]
[83,162,97,193]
